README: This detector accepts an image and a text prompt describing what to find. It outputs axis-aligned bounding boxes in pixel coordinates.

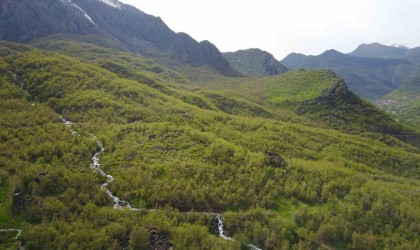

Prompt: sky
[120,0,420,60]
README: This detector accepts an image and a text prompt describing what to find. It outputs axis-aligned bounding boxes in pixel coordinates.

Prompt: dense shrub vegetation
[0,41,419,249]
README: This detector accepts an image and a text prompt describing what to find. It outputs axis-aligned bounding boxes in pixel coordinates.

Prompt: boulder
[149,228,173,250]
[12,191,32,212]
[334,79,349,96]
[265,151,287,168]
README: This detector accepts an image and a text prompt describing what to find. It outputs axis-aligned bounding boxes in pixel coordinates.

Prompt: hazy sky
[120,0,420,60]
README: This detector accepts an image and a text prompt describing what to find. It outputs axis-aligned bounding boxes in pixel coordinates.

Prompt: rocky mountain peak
[96,0,122,9]
[0,0,237,76]
[321,49,344,57]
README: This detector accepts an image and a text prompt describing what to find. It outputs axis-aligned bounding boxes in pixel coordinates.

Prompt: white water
[0,229,23,249]
[248,243,263,250]
[62,119,78,135]
[215,214,231,240]
[89,139,142,211]
[214,214,262,249]
[0,229,21,239]
[64,119,262,249]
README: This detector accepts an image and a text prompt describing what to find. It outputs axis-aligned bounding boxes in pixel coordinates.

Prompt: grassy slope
[281,51,413,101]
[223,49,288,76]
[0,47,237,249]
[197,69,413,140]
[0,41,419,249]
[377,74,420,132]
[68,34,416,140]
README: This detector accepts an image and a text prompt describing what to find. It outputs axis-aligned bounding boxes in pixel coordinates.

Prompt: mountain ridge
[0,0,238,76]
[0,17,420,250]
[281,46,414,100]
[0,3,419,249]
[348,42,411,59]
[281,43,420,132]
[223,48,289,76]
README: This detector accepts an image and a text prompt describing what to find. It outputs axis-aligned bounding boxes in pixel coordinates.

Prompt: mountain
[1,41,419,250]
[281,49,412,100]
[223,49,289,76]
[407,47,420,64]
[1,2,420,249]
[0,0,237,76]
[377,73,420,131]
[348,42,410,59]
[278,52,307,69]
[348,42,420,64]
[201,69,414,138]
[281,44,420,130]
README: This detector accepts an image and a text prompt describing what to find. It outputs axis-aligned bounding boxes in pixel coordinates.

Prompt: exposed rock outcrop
[334,79,349,97]
[0,0,238,76]
[12,191,32,212]
[265,151,287,168]
[149,228,173,250]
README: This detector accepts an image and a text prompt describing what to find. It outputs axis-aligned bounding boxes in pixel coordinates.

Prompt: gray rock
[0,0,238,76]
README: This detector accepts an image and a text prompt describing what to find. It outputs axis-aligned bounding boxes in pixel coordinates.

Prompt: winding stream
[64,119,262,250]
[0,229,21,239]
[90,140,142,211]
[0,229,23,249]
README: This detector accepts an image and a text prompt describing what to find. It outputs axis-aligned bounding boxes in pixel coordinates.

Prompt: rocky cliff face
[223,48,288,76]
[0,0,237,76]
[0,0,97,42]
[332,79,349,96]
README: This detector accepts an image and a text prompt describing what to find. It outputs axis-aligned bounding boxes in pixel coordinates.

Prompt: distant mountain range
[1,1,420,249]
[348,43,410,59]
[0,0,417,129]
[348,43,420,64]
[0,0,237,76]
[281,43,420,101]
[223,49,289,76]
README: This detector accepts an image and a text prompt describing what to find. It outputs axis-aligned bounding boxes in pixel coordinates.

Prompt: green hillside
[377,74,420,132]
[0,40,419,249]
[199,69,411,138]
[281,50,415,100]
[281,45,420,134]
[223,49,289,76]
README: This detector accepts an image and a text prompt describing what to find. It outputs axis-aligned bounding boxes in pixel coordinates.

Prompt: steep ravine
[63,119,262,250]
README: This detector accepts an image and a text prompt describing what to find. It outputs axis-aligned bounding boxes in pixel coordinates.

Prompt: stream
[64,119,262,250]
[90,140,142,211]
[0,229,23,249]
[0,229,21,239]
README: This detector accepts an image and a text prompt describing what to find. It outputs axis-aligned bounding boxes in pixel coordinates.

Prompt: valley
[0,0,419,249]
[0,40,419,249]
[280,44,420,132]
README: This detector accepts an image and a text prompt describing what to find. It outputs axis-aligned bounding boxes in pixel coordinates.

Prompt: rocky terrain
[0,0,237,76]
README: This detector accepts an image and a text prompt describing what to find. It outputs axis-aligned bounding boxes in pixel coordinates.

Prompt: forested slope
[0,41,419,249]
[223,49,289,76]
[377,73,420,132]
[281,50,412,100]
